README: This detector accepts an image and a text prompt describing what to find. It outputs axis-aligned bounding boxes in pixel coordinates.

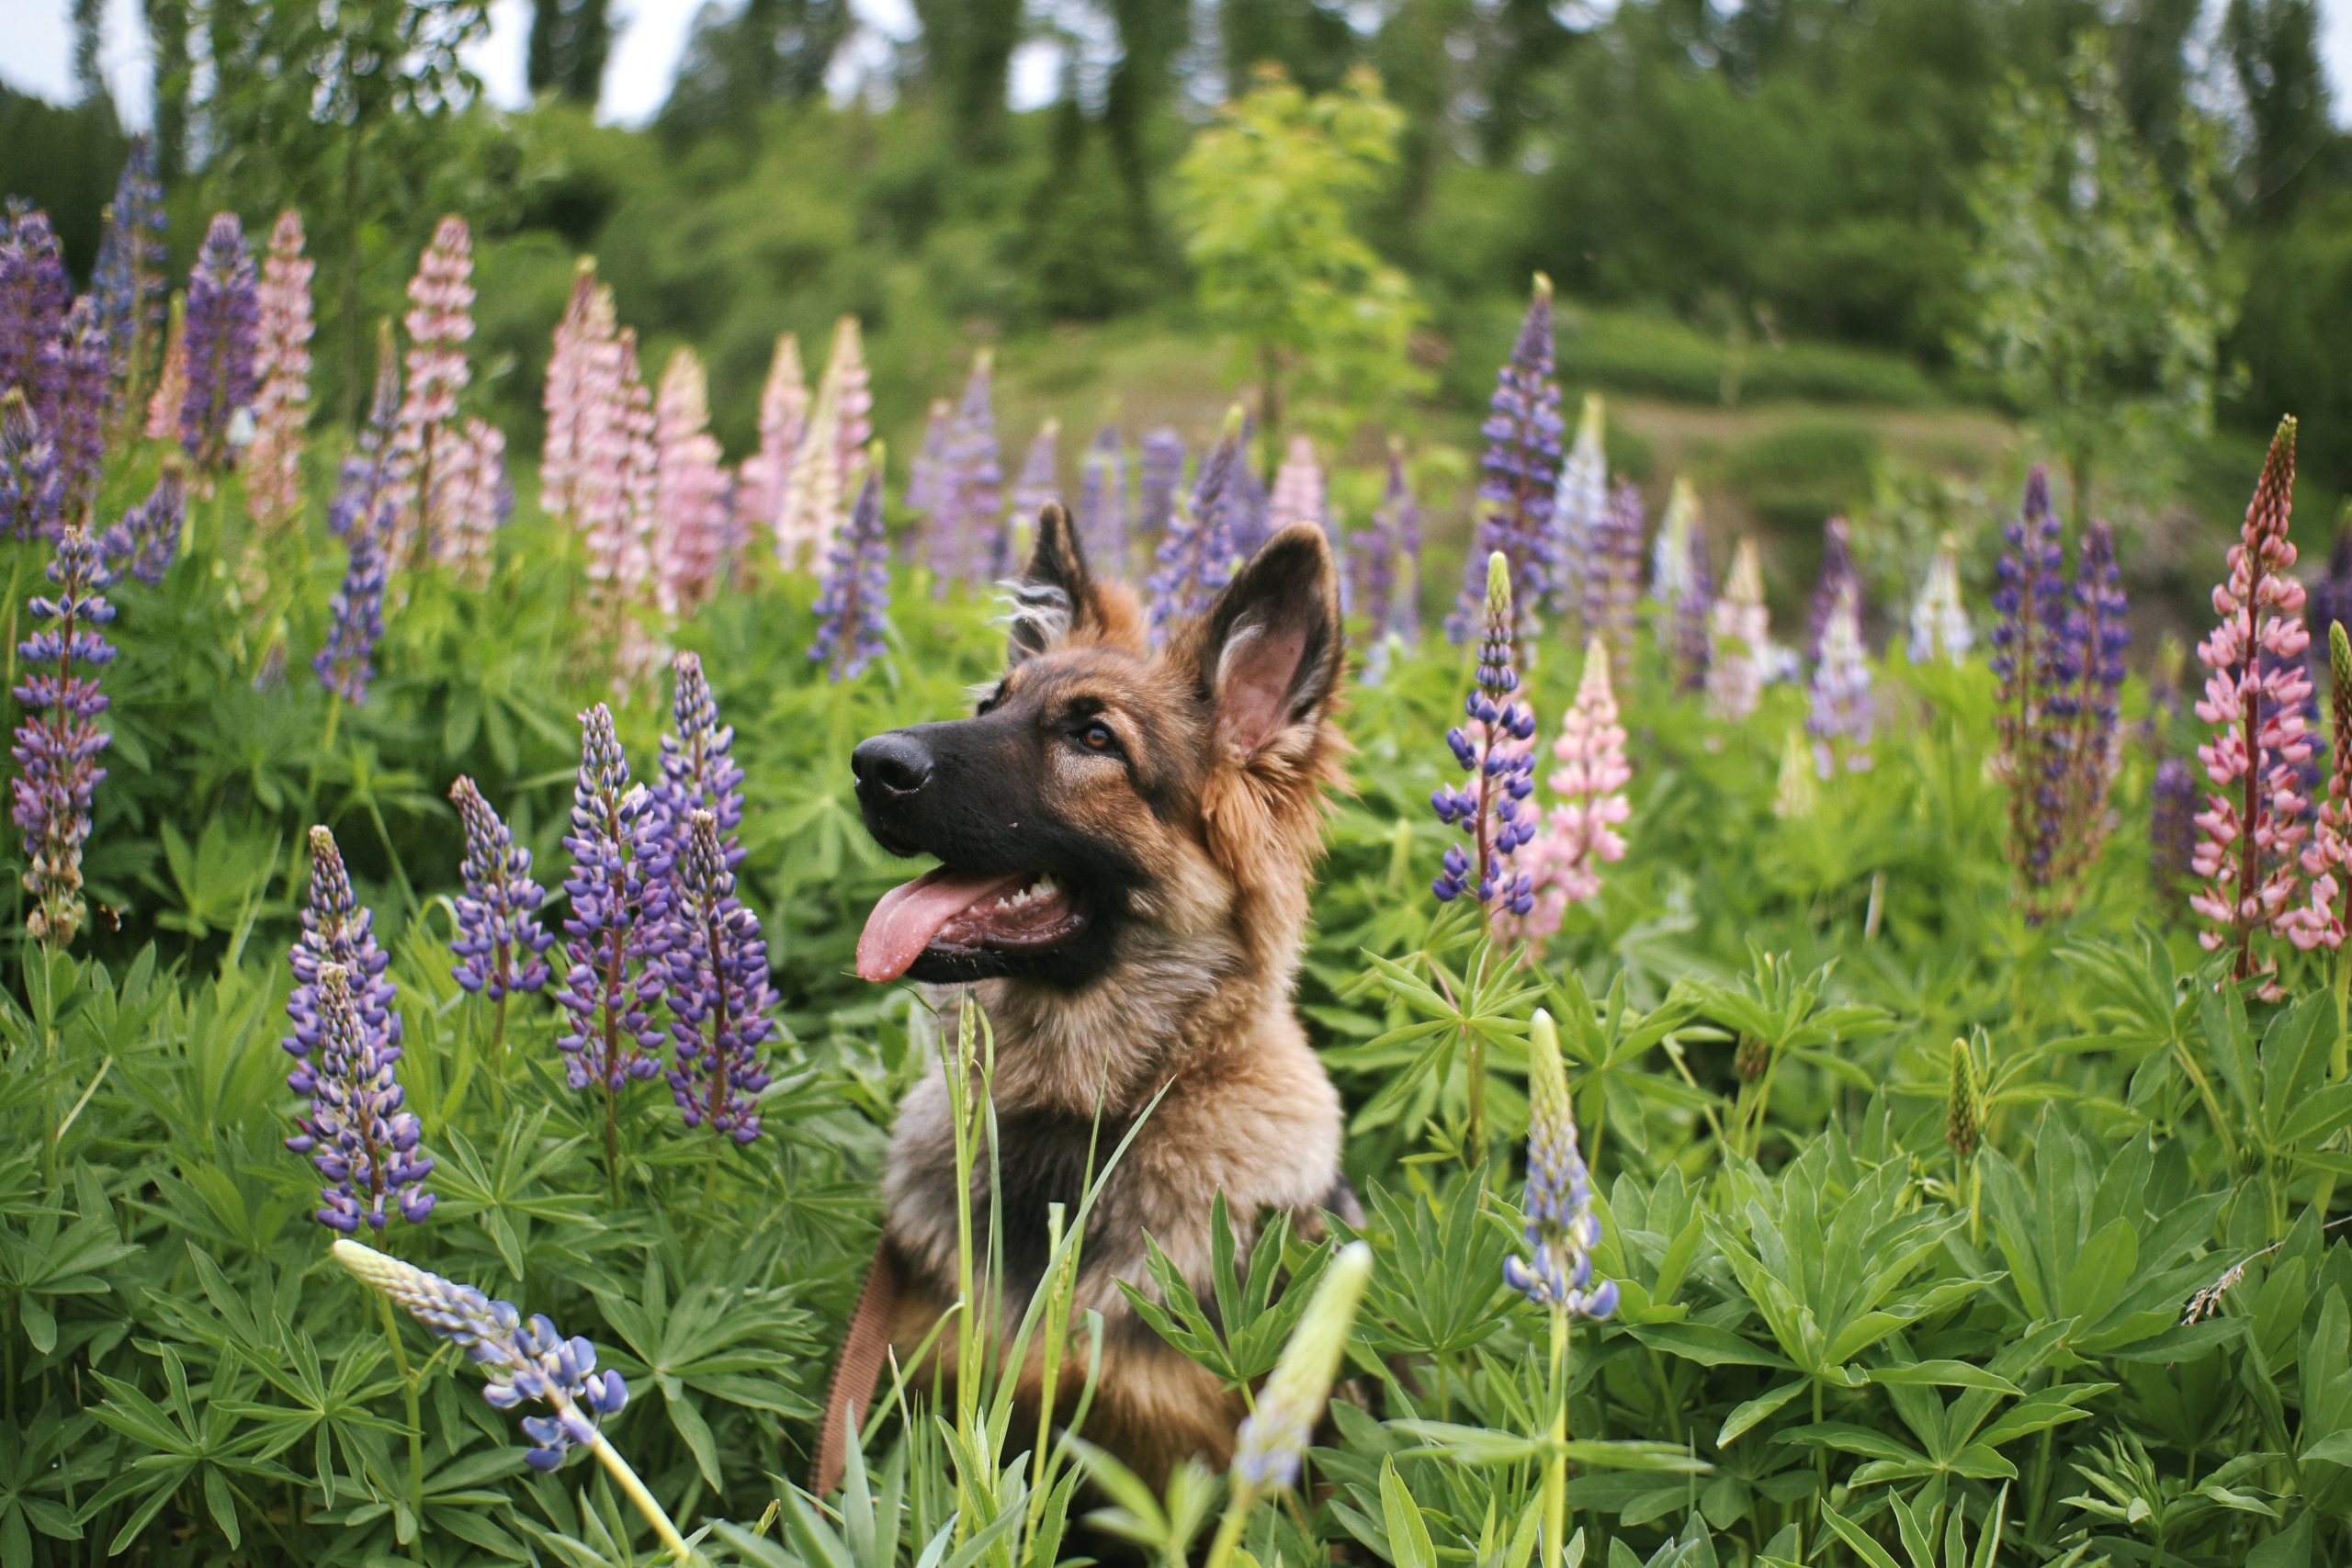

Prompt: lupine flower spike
[1148,407,1246,641]
[0,208,70,412]
[811,459,891,680]
[908,397,953,567]
[653,649,749,848]
[1449,275,1561,645]
[2046,520,2129,896]
[1548,393,1605,619]
[1807,585,1874,775]
[450,776,555,1006]
[1991,468,2069,907]
[1806,517,1860,661]
[330,1242,636,1478]
[1653,478,1713,691]
[1908,533,1972,665]
[10,526,114,945]
[1227,1241,1373,1496]
[776,316,871,572]
[313,499,389,705]
[179,213,258,477]
[540,260,609,527]
[1513,637,1632,940]
[661,808,776,1142]
[735,331,806,552]
[245,209,314,540]
[2293,622,2352,960]
[1136,427,1184,544]
[1011,419,1062,529]
[555,705,665,1113]
[1509,1010,1617,1316]
[391,216,475,569]
[431,418,511,585]
[650,346,731,617]
[1078,423,1127,576]
[1355,440,1423,686]
[1269,434,1325,532]
[92,139,168,426]
[1431,553,1538,920]
[101,461,186,586]
[1582,481,1645,670]
[2192,419,2310,989]
[49,299,111,526]
[143,293,187,444]
[1,389,62,542]
[944,350,1005,585]
[283,828,431,1230]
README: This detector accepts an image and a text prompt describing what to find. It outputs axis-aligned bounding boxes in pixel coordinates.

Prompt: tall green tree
[1218,0,1358,98]
[662,0,849,142]
[2224,0,2333,227]
[143,0,192,180]
[911,0,1021,155]
[1102,0,1188,252]
[1956,37,2228,524]
[1173,64,1429,456]
[528,0,613,105]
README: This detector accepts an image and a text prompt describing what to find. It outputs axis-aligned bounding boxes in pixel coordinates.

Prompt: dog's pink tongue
[856,868,1026,982]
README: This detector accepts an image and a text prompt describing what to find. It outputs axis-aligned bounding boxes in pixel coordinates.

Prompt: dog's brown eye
[1080,720,1117,752]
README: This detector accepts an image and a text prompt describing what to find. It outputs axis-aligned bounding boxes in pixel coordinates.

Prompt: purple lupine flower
[0,206,69,404]
[1010,419,1061,525]
[2311,517,2352,655]
[1991,467,2078,912]
[1805,516,1861,662]
[1447,275,1562,645]
[1431,553,1538,919]
[281,826,429,1231]
[661,808,775,1143]
[942,352,1004,586]
[907,395,950,565]
[9,525,114,946]
[41,299,110,528]
[0,389,62,543]
[2153,756,2198,912]
[1548,393,1606,619]
[1078,423,1126,575]
[179,212,259,474]
[554,704,665,1093]
[652,650,748,858]
[332,1240,628,1472]
[1226,449,1272,560]
[1579,480,1645,670]
[1351,444,1423,683]
[91,138,168,412]
[810,465,891,679]
[330,322,402,540]
[2062,520,2130,846]
[1806,585,1874,775]
[1148,409,1245,641]
[1673,493,1715,694]
[1505,1016,1616,1318]
[100,460,187,585]
[450,776,554,999]
[288,961,436,1231]
[313,500,388,705]
[1137,426,1184,545]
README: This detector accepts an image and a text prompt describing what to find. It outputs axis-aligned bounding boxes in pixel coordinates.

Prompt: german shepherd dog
[814,505,1356,1491]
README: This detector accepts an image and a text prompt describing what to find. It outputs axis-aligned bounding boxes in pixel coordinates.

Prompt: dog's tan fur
[865,510,1353,1483]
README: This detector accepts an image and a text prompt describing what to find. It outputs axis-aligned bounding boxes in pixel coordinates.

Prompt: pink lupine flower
[390,217,474,569]
[429,418,510,587]
[1269,434,1325,532]
[1511,637,1632,939]
[1807,583,1874,775]
[2196,419,2312,986]
[1011,418,1061,527]
[733,332,805,550]
[246,209,313,538]
[650,347,731,618]
[142,295,186,444]
[1707,539,1769,723]
[2291,622,2352,953]
[775,315,868,573]
[540,260,610,525]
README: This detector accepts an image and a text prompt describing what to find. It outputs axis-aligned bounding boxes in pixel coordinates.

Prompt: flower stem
[1202,1482,1257,1568]
[376,1289,427,1564]
[588,1432,699,1564]
[1544,1306,1569,1568]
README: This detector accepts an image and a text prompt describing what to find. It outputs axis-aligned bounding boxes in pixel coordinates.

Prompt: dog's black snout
[853,732,933,799]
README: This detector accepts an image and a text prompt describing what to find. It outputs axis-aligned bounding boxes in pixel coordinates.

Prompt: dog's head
[852,503,1344,989]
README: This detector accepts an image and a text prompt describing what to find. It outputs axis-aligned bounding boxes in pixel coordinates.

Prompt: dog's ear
[1006,503,1147,665]
[1190,523,1343,759]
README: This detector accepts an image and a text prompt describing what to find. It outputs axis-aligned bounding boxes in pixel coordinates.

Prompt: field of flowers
[6,143,2352,1568]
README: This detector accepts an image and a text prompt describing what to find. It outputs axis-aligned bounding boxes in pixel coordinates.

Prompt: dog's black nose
[853,732,933,799]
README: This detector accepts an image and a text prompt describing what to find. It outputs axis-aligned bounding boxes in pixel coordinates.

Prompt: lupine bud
[776,316,868,572]
[1504,1010,1619,1319]
[554,705,664,1091]
[1547,393,1605,618]
[1231,1240,1373,1494]
[333,1240,628,1471]
[1449,275,1561,644]
[1946,1038,1981,1159]
[1908,533,1971,665]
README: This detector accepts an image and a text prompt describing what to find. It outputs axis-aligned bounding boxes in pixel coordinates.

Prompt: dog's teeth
[1035,875,1056,896]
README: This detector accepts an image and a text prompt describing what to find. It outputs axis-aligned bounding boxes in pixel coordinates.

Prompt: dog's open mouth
[855,868,1086,983]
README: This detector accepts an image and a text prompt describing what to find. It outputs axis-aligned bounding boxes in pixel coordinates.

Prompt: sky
[0,0,2348,131]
